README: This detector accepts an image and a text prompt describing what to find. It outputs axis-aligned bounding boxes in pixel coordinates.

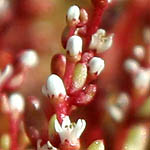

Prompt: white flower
[133,45,145,60]
[20,50,39,67]
[66,35,82,56]
[9,93,24,113]
[37,139,57,150]
[89,29,114,53]
[88,57,105,75]
[55,116,86,145]
[124,59,140,74]
[0,64,13,85]
[133,69,150,90]
[42,74,66,98]
[107,105,123,122]
[67,5,80,23]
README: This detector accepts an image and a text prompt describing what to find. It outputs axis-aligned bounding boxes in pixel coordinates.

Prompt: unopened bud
[46,74,66,98]
[20,50,39,67]
[71,63,87,93]
[133,45,145,61]
[88,140,105,150]
[123,125,149,150]
[66,35,82,57]
[0,134,10,150]
[48,114,57,137]
[133,69,150,92]
[51,54,66,79]
[88,57,105,75]
[9,93,24,113]
[67,5,80,25]
[124,59,140,74]
[80,8,88,24]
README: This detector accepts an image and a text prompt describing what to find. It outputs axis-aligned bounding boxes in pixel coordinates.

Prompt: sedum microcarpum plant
[0,0,150,150]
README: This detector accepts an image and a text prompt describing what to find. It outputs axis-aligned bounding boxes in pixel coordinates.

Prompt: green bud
[123,125,149,150]
[48,114,57,137]
[72,63,87,92]
[0,134,10,150]
[137,97,150,117]
[88,140,105,150]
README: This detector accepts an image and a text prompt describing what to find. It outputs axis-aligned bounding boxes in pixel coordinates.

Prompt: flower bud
[67,5,80,26]
[133,69,150,94]
[20,50,39,67]
[9,93,24,113]
[124,59,140,74]
[46,74,66,98]
[137,96,150,117]
[0,134,10,150]
[66,35,82,57]
[71,63,87,93]
[80,8,88,24]
[133,45,145,61]
[88,140,105,150]
[123,125,149,150]
[88,57,105,75]
[48,114,57,138]
[51,54,66,79]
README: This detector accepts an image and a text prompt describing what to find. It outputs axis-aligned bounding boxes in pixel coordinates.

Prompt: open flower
[55,116,86,146]
[89,29,113,53]
[37,139,57,150]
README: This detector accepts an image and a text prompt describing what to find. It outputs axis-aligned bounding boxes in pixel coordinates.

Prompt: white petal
[97,34,113,52]
[62,116,71,129]
[72,119,86,139]
[66,35,82,56]
[46,74,66,98]
[67,5,80,22]
[55,119,63,133]
[89,57,105,75]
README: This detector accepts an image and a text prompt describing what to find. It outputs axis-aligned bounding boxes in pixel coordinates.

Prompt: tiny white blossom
[55,116,86,145]
[0,64,13,85]
[133,45,145,60]
[9,93,24,113]
[37,139,57,150]
[133,69,150,90]
[117,92,129,109]
[89,29,114,53]
[44,74,66,98]
[66,35,82,56]
[107,105,123,122]
[67,5,80,23]
[20,50,39,67]
[124,59,140,74]
[88,57,105,75]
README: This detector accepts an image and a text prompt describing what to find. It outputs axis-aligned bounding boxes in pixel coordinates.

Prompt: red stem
[85,7,106,48]
[10,114,20,150]
[63,60,75,91]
